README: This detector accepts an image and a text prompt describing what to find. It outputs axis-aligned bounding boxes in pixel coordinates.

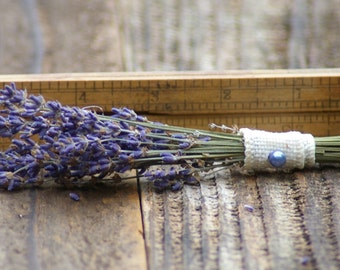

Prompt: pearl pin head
[268,150,287,168]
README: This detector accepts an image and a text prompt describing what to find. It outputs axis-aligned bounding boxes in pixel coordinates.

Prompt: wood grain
[0,180,146,270]
[141,167,340,270]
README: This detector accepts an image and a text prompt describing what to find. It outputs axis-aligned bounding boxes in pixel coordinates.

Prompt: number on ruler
[164,103,172,111]
[222,89,232,100]
[78,91,87,102]
[150,90,159,102]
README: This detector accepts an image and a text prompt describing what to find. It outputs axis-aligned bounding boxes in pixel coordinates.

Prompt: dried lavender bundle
[0,83,245,190]
[0,83,339,191]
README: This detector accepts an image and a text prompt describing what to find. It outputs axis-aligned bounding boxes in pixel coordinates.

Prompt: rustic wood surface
[0,179,146,270]
[141,168,340,270]
[1,0,340,270]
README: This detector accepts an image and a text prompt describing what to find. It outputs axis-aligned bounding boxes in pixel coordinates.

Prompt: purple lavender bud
[179,169,192,176]
[0,83,15,98]
[62,122,76,130]
[143,170,153,178]
[118,153,129,162]
[9,115,24,126]
[104,142,120,156]
[161,152,177,163]
[40,143,52,150]
[125,138,140,150]
[46,126,60,137]
[92,150,106,160]
[27,163,40,178]
[184,175,198,184]
[0,129,13,137]
[116,164,131,173]
[168,167,177,178]
[154,169,166,179]
[10,91,25,103]
[88,165,100,175]
[179,142,191,149]
[151,128,165,134]
[21,109,38,117]
[119,121,130,130]
[42,111,56,118]
[104,121,121,134]
[60,144,75,156]
[171,133,187,139]
[86,134,100,142]
[130,150,144,159]
[171,181,182,191]
[69,192,80,201]
[136,115,147,122]
[93,162,110,173]
[135,125,146,134]
[24,138,37,146]
[7,178,22,191]
[0,172,9,186]
[198,136,211,141]
[22,102,37,110]
[25,99,39,110]
[29,94,44,105]
[74,142,87,153]
[124,107,137,119]
[118,110,132,119]
[11,139,26,148]
[34,149,46,160]
[0,116,7,126]
[30,118,48,135]
[46,101,62,112]
[244,204,254,212]
[43,135,55,144]
[70,167,86,177]
[111,108,121,114]
[98,158,110,165]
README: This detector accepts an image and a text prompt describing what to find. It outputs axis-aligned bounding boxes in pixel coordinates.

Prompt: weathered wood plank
[231,173,270,270]
[141,168,340,270]
[302,170,340,269]
[256,172,314,269]
[0,180,146,270]
[0,191,33,270]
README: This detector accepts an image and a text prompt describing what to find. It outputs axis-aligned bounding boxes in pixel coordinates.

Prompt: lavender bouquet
[0,83,339,191]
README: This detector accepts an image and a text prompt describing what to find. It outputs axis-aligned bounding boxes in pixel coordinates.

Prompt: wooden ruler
[0,69,339,137]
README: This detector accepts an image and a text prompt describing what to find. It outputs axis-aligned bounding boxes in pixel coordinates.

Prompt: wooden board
[0,179,147,270]
[140,167,340,270]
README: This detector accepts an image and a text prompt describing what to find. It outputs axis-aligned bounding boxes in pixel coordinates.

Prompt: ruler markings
[0,71,339,136]
[3,78,339,114]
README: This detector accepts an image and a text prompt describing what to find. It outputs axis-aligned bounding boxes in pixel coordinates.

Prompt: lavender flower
[0,83,245,190]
